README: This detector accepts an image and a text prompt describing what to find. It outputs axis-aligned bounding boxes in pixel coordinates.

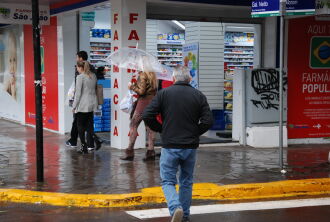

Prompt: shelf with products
[157,50,183,53]
[224,52,254,55]
[223,31,255,131]
[224,78,233,130]
[226,64,253,67]
[224,56,254,59]
[157,43,184,66]
[89,38,111,73]
[156,33,184,66]
[158,59,183,62]
[158,55,183,58]
[224,46,254,50]
[224,60,254,63]
[224,50,254,54]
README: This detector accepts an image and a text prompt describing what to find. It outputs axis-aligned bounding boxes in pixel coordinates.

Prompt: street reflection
[1,119,330,194]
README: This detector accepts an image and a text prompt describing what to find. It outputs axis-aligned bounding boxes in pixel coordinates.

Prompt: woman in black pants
[72,61,98,154]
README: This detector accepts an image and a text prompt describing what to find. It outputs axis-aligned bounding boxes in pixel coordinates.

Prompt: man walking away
[66,51,102,150]
[143,66,213,222]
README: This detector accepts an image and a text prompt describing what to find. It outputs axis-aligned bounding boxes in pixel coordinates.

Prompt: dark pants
[76,112,94,148]
[68,114,79,145]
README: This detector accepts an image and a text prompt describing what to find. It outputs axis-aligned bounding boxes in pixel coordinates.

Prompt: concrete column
[111,0,146,149]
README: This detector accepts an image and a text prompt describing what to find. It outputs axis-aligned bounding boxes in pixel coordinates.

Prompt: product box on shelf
[93,98,111,132]
[210,110,225,131]
[91,29,111,38]
[224,80,233,91]
[224,91,233,100]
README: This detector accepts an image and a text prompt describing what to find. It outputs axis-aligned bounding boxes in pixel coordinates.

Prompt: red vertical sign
[24,17,59,131]
[288,17,330,138]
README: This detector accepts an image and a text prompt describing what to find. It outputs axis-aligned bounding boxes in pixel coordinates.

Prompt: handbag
[120,90,134,113]
[66,81,75,107]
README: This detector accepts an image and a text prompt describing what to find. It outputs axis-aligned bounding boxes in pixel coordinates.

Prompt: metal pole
[76,11,80,51]
[279,0,285,173]
[32,0,44,182]
[242,70,247,146]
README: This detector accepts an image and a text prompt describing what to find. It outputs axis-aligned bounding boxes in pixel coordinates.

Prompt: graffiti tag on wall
[250,69,287,110]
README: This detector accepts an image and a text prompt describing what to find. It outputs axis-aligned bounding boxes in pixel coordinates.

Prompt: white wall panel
[186,22,224,110]
[146,19,158,56]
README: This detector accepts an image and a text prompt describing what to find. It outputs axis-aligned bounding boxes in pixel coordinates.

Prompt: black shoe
[95,139,103,151]
[66,140,77,148]
[182,217,190,222]
[77,144,88,154]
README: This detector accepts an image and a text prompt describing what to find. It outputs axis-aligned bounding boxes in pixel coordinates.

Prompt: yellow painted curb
[1,178,330,208]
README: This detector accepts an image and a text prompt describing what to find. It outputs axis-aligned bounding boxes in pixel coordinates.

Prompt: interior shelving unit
[224,31,255,130]
[157,40,185,67]
[90,37,111,133]
[89,37,111,73]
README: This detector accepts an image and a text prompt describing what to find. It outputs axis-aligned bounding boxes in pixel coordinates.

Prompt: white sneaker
[65,140,77,148]
[171,208,183,222]
[87,147,95,151]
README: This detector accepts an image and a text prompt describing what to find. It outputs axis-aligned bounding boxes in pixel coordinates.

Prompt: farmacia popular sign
[287,16,330,139]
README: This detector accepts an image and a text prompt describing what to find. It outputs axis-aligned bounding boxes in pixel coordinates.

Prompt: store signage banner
[287,16,330,139]
[316,0,330,15]
[0,3,49,25]
[252,0,280,17]
[0,26,24,122]
[183,42,199,89]
[81,12,95,21]
[286,0,315,16]
[251,0,315,17]
[24,17,59,131]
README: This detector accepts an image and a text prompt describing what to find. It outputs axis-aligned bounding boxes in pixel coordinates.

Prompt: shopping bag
[120,90,134,113]
[65,81,75,107]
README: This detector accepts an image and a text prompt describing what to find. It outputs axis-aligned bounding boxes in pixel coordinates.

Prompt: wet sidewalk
[0,119,330,195]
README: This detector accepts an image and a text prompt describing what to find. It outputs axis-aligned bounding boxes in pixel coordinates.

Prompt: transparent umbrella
[158,65,174,81]
[105,47,163,73]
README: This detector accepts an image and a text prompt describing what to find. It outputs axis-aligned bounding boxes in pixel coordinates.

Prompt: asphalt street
[1,198,330,222]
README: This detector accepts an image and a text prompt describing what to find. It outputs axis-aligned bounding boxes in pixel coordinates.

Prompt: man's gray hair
[172,66,191,83]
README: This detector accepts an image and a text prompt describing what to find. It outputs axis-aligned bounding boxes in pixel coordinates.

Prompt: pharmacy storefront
[0,0,328,149]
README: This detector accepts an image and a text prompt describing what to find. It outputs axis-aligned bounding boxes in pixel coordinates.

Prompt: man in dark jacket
[66,51,102,151]
[143,66,213,222]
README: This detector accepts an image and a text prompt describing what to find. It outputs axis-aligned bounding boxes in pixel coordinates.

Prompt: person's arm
[130,73,147,96]
[198,94,214,135]
[72,75,83,110]
[142,93,162,133]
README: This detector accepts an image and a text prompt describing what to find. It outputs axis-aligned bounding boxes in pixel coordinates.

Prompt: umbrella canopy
[106,47,163,73]
[158,65,174,81]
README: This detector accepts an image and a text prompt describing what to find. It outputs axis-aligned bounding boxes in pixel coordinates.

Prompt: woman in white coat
[72,61,98,154]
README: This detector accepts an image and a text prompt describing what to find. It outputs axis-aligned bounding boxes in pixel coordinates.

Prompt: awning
[1,0,251,15]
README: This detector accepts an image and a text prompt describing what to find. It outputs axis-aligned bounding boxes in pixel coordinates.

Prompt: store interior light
[172,20,185,30]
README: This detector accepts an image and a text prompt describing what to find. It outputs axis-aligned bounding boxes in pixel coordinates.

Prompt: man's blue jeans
[160,148,197,218]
